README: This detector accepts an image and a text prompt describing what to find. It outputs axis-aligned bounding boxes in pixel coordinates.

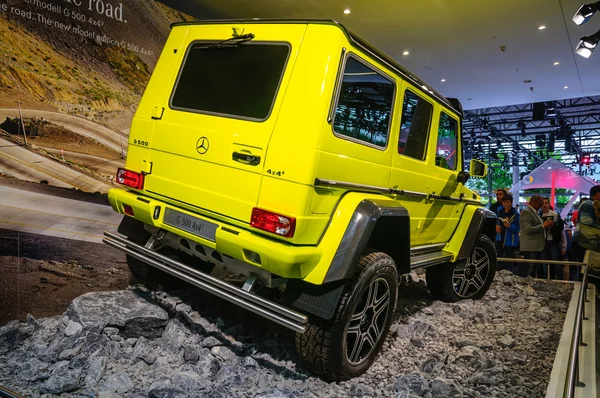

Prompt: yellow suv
[104,19,497,381]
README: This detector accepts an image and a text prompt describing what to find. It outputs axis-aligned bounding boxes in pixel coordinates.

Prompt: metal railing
[498,255,592,398]
[563,260,590,398]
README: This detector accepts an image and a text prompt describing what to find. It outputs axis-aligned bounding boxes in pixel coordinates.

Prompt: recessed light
[553,61,560,65]
[564,85,569,89]
[441,79,446,82]
[538,25,546,30]
[403,51,410,56]
[343,9,351,14]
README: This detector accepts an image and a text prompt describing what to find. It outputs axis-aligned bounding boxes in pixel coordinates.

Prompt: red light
[250,208,296,238]
[116,168,144,190]
[123,204,134,216]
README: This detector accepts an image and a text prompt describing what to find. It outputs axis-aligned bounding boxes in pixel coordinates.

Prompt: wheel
[126,254,171,290]
[426,234,496,302]
[295,251,398,382]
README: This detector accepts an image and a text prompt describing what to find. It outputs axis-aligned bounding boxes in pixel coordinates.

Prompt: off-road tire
[426,234,496,302]
[295,251,398,382]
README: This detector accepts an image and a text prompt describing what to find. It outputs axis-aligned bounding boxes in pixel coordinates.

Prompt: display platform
[0,271,579,397]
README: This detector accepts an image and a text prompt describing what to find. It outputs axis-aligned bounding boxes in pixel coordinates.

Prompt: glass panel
[398,90,432,160]
[333,57,394,148]
[171,43,290,120]
[436,112,459,170]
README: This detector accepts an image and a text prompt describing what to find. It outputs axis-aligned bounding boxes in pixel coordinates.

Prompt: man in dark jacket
[496,194,520,272]
[490,188,507,215]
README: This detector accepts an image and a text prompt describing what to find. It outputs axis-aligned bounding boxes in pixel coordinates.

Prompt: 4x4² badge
[196,137,209,155]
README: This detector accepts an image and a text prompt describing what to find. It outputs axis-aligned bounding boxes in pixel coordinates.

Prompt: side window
[436,112,459,170]
[398,90,433,160]
[333,56,394,148]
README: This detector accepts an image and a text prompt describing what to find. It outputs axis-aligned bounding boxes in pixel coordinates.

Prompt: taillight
[250,208,296,238]
[116,168,144,190]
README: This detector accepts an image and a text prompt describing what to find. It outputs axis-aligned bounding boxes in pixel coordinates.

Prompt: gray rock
[133,337,158,365]
[498,336,516,348]
[162,318,186,352]
[148,388,188,398]
[40,361,81,394]
[422,307,435,315]
[103,327,119,337]
[67,290,169,339]
[202,336,222,348]
[171,371,202,392]
[211,346,236,362]
[469,366,504,386]
[58,345,82,360]
[98,392,123,398]
[84,355,107,387]
[0,320,31,355]
[26,313,41,328]
[19,357,51,382]
[511,354,527,365]
[183,346,200,363]
[64,320,83,337]
[430,378,463,398]
[408,320,435,336]
[395,373,425,394]
[100,372,134,395]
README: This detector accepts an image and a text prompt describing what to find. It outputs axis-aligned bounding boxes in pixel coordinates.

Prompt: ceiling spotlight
[575,29,600,57]
[564,85,569,89]
[553,61,560,65]
[441,78,446,82]
[343,8,351,14]
[572,1,600,25]
[403,50,410,55]
[538,25,547,30]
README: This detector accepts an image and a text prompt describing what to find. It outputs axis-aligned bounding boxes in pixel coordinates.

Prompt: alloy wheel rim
[345,277,391,366]
[453,247,490,298]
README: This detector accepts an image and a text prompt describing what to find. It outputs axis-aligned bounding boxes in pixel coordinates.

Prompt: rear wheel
[426,234,496,302]
[295,251,398,382]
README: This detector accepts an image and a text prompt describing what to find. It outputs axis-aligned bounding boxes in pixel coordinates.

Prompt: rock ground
[0,270,573,397]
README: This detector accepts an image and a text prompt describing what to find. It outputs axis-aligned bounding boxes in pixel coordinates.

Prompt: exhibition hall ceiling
[164,0,600,110]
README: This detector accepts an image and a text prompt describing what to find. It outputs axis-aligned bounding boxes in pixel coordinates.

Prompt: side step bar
[410,250,453,269]
[103,231,308,334]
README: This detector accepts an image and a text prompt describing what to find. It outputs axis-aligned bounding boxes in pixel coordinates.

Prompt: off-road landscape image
[0,0,194,191]
[0,0,196,337]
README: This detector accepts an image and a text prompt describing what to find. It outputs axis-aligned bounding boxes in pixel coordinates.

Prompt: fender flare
[322,198,410,283]
[453,207,497,261]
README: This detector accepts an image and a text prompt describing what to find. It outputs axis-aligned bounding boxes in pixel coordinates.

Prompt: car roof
[170,18,462,117]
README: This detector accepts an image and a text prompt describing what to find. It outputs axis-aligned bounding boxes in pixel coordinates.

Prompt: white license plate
[163,208,218,242]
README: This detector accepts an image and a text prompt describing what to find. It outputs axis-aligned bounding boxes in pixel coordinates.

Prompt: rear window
[170,42,290,121]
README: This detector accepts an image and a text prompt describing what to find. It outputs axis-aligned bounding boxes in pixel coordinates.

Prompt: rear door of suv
[139,23,307,224]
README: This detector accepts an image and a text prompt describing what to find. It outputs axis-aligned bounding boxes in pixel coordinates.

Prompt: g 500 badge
[133,139,149,146]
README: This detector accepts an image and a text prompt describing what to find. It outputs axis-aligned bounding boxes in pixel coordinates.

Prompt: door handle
[232,151,261,166]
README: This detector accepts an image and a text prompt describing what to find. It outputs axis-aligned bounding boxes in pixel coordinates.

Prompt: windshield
[170,41,290,121]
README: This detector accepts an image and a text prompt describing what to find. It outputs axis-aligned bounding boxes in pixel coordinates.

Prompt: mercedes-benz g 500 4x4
[104,19,497,381]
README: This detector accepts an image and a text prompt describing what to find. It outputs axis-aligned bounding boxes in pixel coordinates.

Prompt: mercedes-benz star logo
[196,137,209,155]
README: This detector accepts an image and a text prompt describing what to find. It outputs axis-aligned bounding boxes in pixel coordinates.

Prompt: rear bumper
[107,188,323,279]
[103,231,308,333]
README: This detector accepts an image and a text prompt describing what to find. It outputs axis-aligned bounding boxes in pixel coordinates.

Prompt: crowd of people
[490,185,600,280]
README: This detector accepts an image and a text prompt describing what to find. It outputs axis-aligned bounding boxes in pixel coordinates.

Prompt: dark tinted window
[398,90,433,160]
[171,43,290,120]
[436,112,459,170]
[333,57,394,148]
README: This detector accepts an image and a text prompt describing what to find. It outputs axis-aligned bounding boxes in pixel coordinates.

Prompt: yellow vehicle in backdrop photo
[103,19,497,381]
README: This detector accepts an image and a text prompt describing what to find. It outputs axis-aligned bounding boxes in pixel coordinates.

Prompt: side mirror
[470,159,487,178]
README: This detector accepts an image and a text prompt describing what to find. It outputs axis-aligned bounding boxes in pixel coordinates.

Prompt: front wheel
[426,234,496,302]
[295,251,398,382]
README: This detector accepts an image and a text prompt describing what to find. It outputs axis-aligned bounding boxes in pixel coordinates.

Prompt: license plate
[163,208,218,242]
